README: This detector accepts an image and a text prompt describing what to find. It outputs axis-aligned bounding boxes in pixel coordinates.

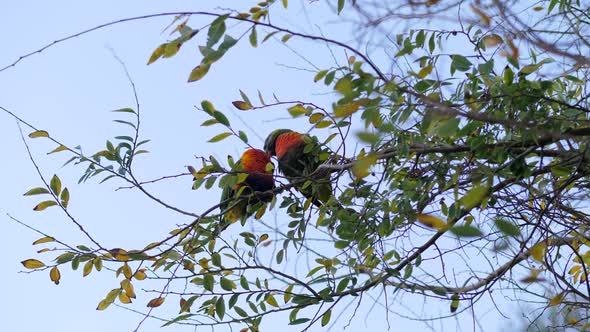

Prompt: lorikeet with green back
[264,129,363,240]
[217,148,275,234]
[263,129,333,208]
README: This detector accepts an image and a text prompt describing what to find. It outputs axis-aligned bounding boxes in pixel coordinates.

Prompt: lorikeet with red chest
[217,148,275,234]
[263,129,332,207]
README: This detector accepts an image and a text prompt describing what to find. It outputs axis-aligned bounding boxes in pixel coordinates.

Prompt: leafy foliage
[11,0,590,331]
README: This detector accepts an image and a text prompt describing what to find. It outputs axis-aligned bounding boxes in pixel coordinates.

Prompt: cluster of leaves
[15,0,590,331]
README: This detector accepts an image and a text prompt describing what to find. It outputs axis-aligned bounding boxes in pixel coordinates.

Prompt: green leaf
[203,274,215,292]
[50,175,62,196]
[321,309,332,326]
[201,119,219,126]
[60,188,70,208]
[207,15,228,47]
[403,264,413,279]
[337,0,345,14]
[220,277,237,291]
[249,26,258,47]
[29,130,49,138]
[450,225,483,237]
[33,200,58,211]
[262,31,279,43]
[288,104,308,117]
[211,252,221,267]
[356,132,379,145]
[451,55,472,72]
[212,111,230,126]
[450,293,460,313]
[284,284,294,303]
[494,218,520,237]
[23,187,50,196]
[161,314,195,327]
[238,131,248,143]
[240,275,249,290]
[216,297,226,320]
[503,66,514,85]
[460,185,488,210]
[289,318,311,325]
[112,107,135,113]
[234,306,248,317]
[208,132,232,143]
[276,249,284,264]
[336,278,349,292]
[314,70,328,82]
[188,64,211,82]
[201,100,216,115]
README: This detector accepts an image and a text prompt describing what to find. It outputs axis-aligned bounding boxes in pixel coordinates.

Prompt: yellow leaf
[309,113,324,124]
[418,64,432,78]
[348,56,356,65]
[471,5,490,26]
[483,34,503,47]
[232,101,253,110]
[21,259,45,269]
[417,213,449,231]
[549,293,564,306]
[266,294,279,307]
[198,258,210,270]
[180,297,190,313]
[235,13,250,19]
[48,145,68,154]
[315,120,333,129]
[122,263,132,279]
[530,243,546,262]
[255,203,267,220]
[121,279,137,299]
[188,64,211,82]
[32,236,55,245]
[134,268,147,280]
[83,260,93,277]
[287,104,308,117]
[520,268,545,283]
[93,257,103,271]
[281,34,292,42]
[50,266,61,285]
[147,297,165,308]
[334,101,361,118]
[163,41,181,58]
[33,200,57,211]
[119,292,132,304]
[28,130,49,138]
[147,43,166,65]
[259,234,269,243]
[96,299,111,311]
[569,265,582,275]
[352,153,378,179]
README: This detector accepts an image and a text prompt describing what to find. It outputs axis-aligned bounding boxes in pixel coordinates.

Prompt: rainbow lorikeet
[263,129,333,208]
[217,148,275,234]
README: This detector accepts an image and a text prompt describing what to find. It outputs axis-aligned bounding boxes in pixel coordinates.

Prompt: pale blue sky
[0,1,538,331]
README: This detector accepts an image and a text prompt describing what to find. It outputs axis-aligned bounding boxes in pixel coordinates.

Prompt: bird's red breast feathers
[240,148,272,173]
[274,132,305,160]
